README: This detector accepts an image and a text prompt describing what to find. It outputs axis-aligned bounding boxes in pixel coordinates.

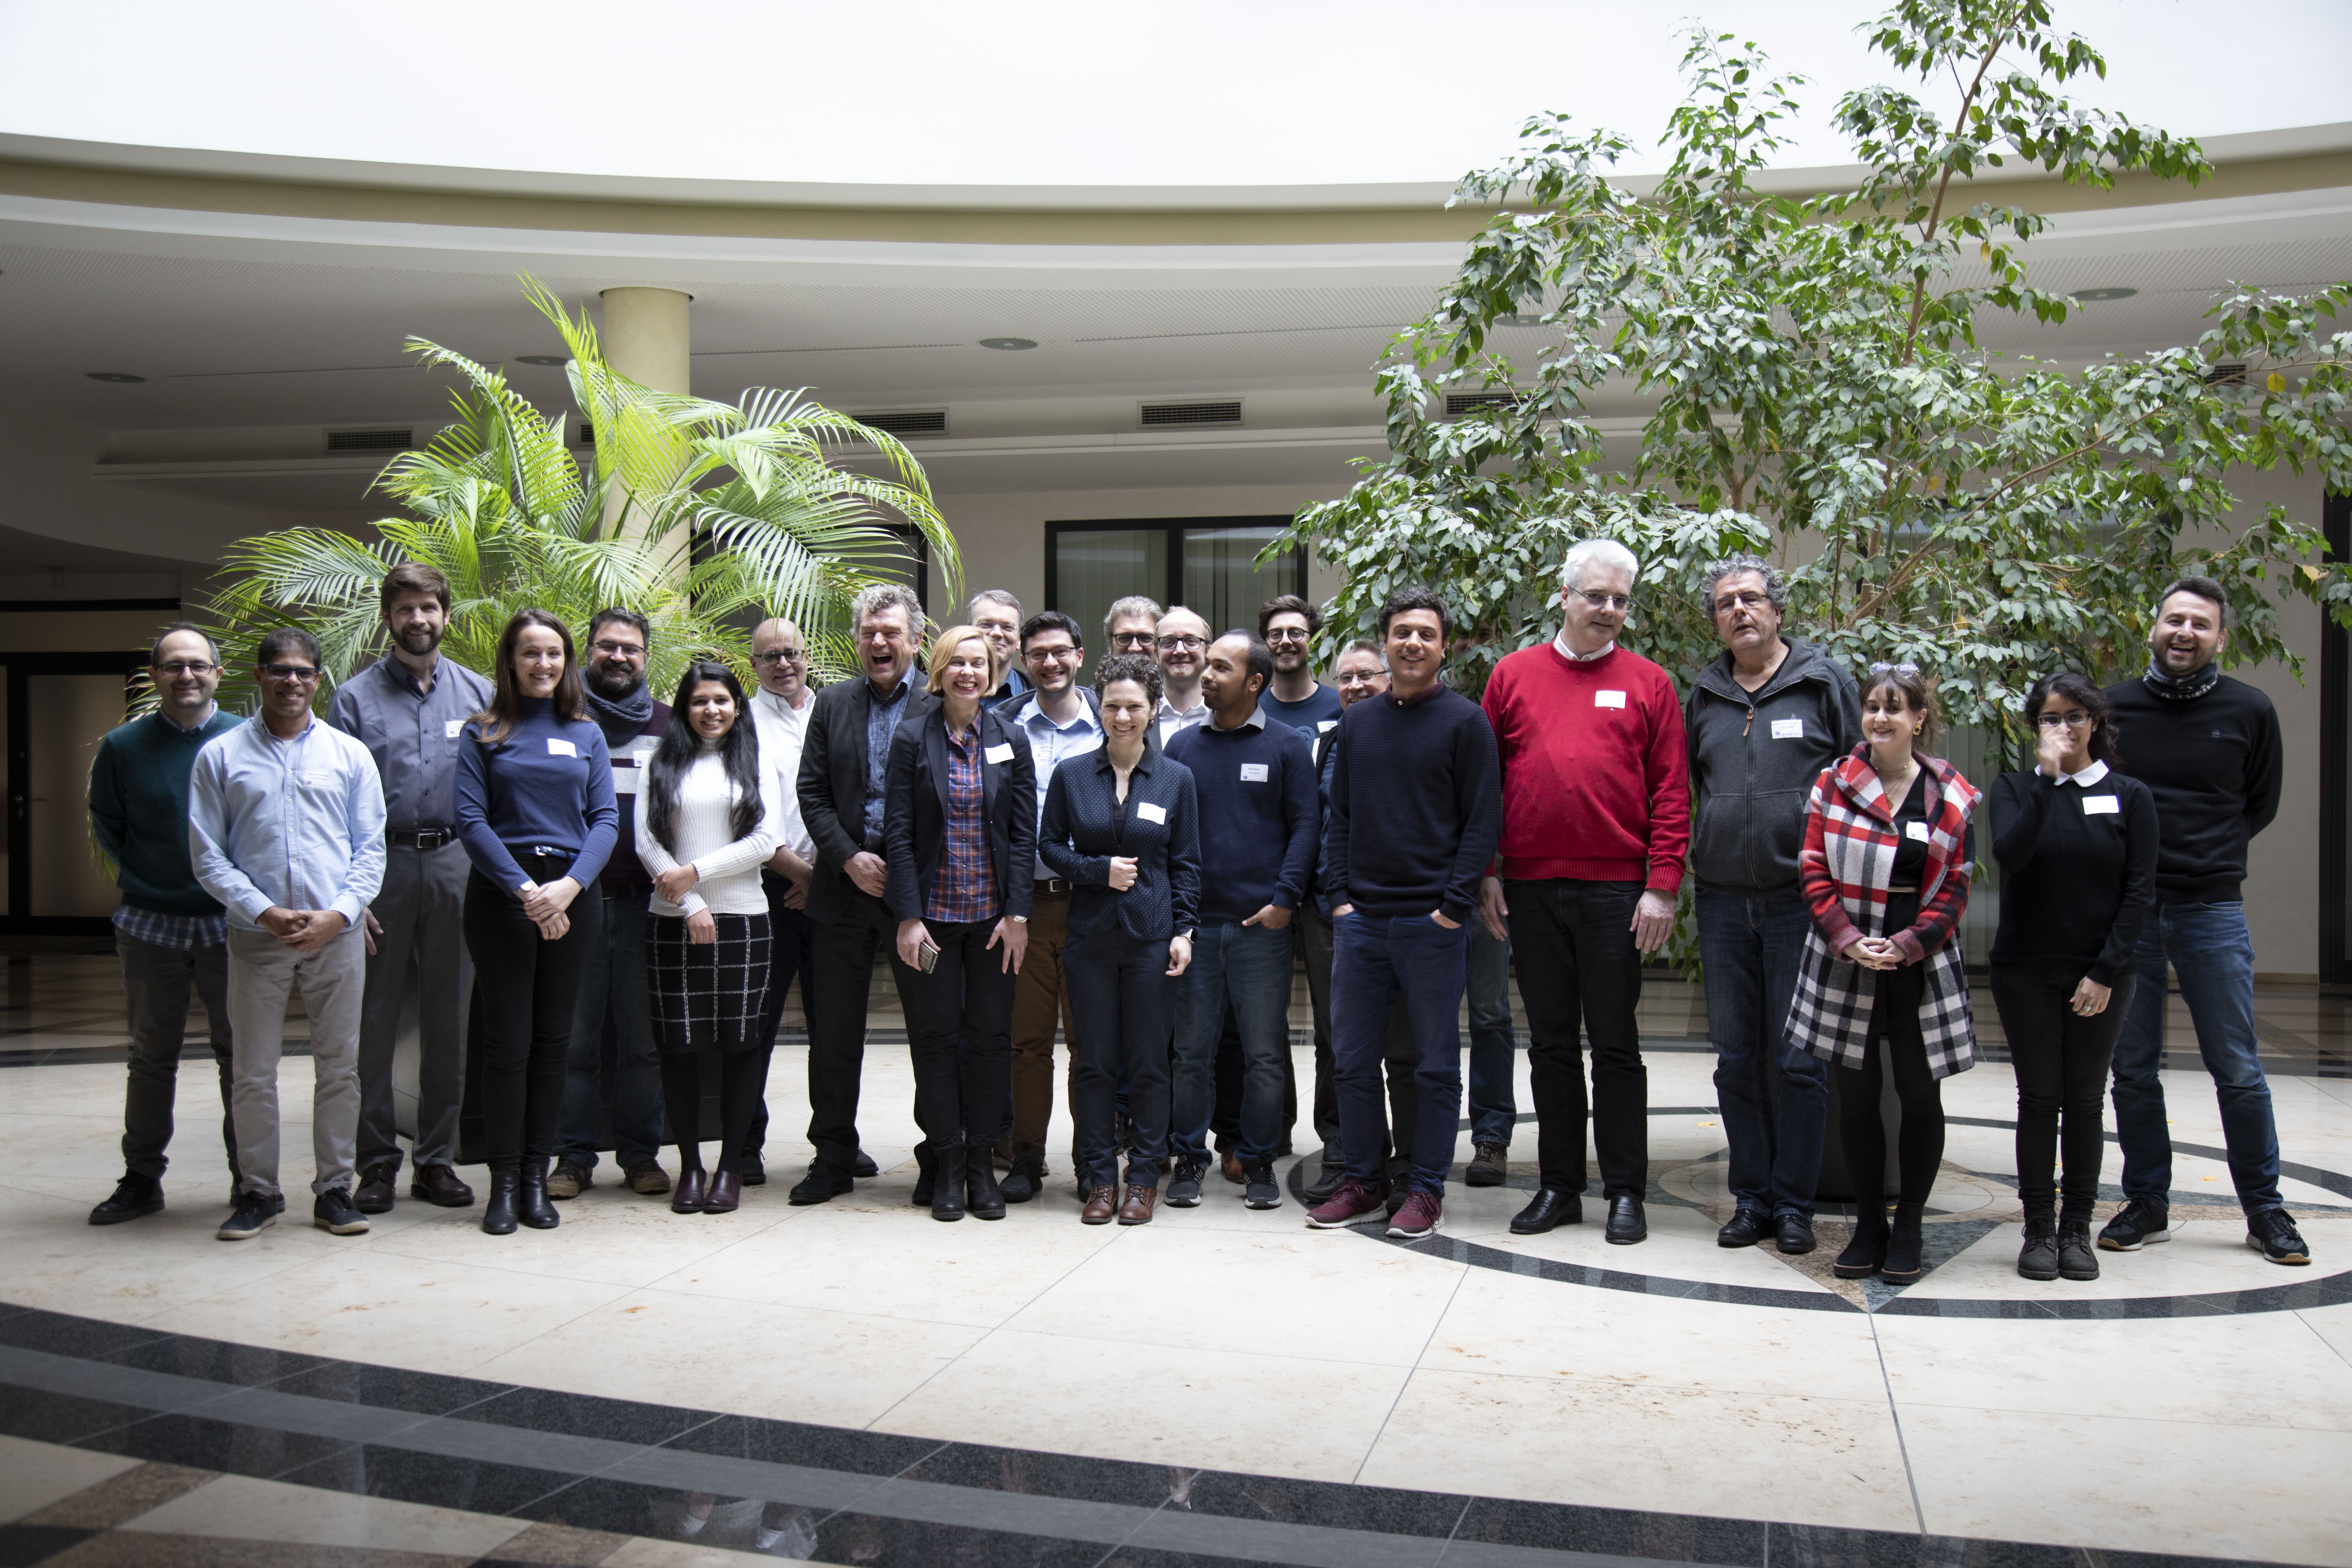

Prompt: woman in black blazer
[884,624,1037,1222]
[1040,654,1200,1226]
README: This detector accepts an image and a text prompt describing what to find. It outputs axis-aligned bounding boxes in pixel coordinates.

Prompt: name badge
[1136,801,1168,825]
[1595,690,1627,709]
[1239,763,1269,782]
[302,771,331,787]
[984,743,1015,764]
[1904,820,1932,842]
[444,719,465,739]
[1317,718,1338,732]
[547,737,576,758]
[611,765,641,795]
[632,742,656,764]
[1770,718,1804,739]
[2081,794,2120,815]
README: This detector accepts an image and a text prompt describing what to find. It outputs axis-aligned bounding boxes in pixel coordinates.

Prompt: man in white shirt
[741,615,825,1182]
[1154,606,1212,746]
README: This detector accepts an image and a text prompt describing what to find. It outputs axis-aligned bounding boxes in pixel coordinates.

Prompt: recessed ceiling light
[86,371,145,383]
[515,354,567,366]
[978,337,1038,351]
[2071,287,2137,302]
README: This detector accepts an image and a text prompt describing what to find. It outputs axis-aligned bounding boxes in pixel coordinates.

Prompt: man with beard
[1256,594,1343,738]
[325,563,492,1213]
[546,609,674,1199]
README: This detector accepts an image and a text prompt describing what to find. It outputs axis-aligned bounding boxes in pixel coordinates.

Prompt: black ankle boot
[482,1170,519,1235]
[930,1145,967,1222]
[1000,1149,1045,1204]
[1833,1201,1889,1279]
[1882,1201,1926,1284]
[912,1143,936,1208]
[966,1147,1006,1221]
[517,1160,560,1230]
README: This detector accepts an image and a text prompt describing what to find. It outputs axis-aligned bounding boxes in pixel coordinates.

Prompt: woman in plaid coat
[1784,664,1980,1286]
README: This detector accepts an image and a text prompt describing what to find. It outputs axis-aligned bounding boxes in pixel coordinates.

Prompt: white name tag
[633,742,656,764]
[611,767,640,795]
[1239,763,1269,782]
[1317,718,1338,732]
[2081,794,2120,815]
[1904,820,1932,842]
[985,743,1015,764]
[1770,718,1804,740]
[302,771,331,787]
[444,719,465,739]
[547,737,576,757]
[1136,801,1167,825]
[1595,690,1627,709]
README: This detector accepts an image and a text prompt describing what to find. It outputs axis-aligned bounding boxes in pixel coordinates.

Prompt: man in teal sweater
[85,624,245,1225]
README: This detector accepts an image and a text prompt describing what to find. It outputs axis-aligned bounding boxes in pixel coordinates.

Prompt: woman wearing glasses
[1787,662,1980,1285]
[1990,674,2157,1281]
[456,609,619,1235]
[636,662,786,1216]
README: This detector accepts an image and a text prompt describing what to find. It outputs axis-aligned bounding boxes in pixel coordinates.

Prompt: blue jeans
[1171,922,1292,1164]
[1334,912,1469,1196]
[1696,887,1827,1218]
[2112,901,2283,1214]
[1466,922,1518,1147]
[555,886,666,1171]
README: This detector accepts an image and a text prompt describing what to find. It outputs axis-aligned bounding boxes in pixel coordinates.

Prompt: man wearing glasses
[1102,596,1164,664]
[967,590,1033,711]
[323,562,492,1214]
[547,609,676,1200]
[1256,595,1343,738]
[190,629,386,1241]
[1153,608,1213,746]
[1480,539,1690,1247]
[85,624,248,1226]
[740,616,826,1183]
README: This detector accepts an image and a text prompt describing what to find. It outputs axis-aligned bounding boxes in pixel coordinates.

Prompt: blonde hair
[924,624,1000,696]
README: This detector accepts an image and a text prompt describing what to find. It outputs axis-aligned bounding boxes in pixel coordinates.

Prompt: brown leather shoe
[1222,1152,1246,1184]
[626,1161,672,1196]
[354,1160,398,1214]
[1116,1185,1157,1226]
[410,1164,476,1207]
[1080,1184,1118,1225]
[704,1171,741,1213]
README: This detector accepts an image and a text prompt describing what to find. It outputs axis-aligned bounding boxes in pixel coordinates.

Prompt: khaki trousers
[1007,886,1079,1156]
[227,924,365,1199]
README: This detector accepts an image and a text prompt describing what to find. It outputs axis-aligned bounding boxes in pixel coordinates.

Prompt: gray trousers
[118,933,239,1185]
[227,924,365,1198]
[357,842,471,1171]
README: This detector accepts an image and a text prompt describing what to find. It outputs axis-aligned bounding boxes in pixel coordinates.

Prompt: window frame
[1042,516,1307,641]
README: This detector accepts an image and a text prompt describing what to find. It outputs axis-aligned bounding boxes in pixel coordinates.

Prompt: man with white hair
[1479,537,1689,1246]
[967,589,1031,710]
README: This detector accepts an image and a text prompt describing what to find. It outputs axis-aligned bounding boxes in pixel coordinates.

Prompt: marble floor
[1,953,2348,1568]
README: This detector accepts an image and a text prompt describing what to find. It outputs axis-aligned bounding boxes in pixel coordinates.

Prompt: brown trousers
[1007,886,1079,1155]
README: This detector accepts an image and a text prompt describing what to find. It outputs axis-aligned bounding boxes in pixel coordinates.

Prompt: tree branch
[1901,22,2012,364]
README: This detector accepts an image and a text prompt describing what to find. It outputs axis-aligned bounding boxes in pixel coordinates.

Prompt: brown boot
[1080,1184,1118,1225]
[1116,1185,1158,1226]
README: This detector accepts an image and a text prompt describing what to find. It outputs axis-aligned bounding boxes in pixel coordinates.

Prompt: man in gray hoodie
[1684,555,1861,1255]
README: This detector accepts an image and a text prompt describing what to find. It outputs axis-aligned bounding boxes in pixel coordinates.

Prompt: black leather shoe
[1605,1194,1648,1245]
[789,1161,854,1206]
[1881,1202,1925,1284]
[1776,1214,1817,1255]
[931,1145,967,1222]
[852,1150,880,1179]
[738,1154,765,1187]
[516,1160,560,1230]
[1834,1205,1889,1278]
[672,1169,710,1214]
[1000,1149,1045,1204]
[912,1145,936,1207]
[90,1173,164,1226]
[1716,1207,1771,1248]
[1509,1187,1582,1235]
[1301,1162,1346,1206]
[966,1150,1007,1220]
[482,1171,519,1235]
[410,1164,475,1208]
[354,1159,399,1215]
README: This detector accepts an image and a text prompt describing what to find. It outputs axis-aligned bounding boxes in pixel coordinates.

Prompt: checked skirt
[647,911,771,1054]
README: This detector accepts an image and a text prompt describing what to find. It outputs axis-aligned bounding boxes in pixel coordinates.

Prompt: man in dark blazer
[791,583,937,1204]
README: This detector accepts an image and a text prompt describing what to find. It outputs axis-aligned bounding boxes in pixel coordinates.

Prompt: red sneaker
[1305,1178,1389,1228]
[1387,1191,1442,1239]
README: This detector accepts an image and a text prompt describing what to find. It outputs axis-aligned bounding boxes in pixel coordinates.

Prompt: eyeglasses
[1110,632,1157,650]
[1024,644,1079,664]
[751,649,805,666]
[259,663,321,684]
[1336,668,1386,685]
[1155,635,1206,651]
[1265,627,1311,644]
[591,640,645,659]
[154,660,216,677]
[1573,590,1632,612]
[1867,662,1921,676]
[2035,711,2095,728]
[1713,592,1772,613]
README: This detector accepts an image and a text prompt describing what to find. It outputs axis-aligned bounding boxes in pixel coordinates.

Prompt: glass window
[1053,528,1168,678]
[1047,518,1302,680]
[1183,525,1292,637]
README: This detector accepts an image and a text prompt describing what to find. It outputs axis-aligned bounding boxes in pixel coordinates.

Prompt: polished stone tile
[366,1190,787,1291]
[274,1443,580,1518]
[659,1413,944,1479]
[801,1507,1108,1568]
[450,1386,719,1449]
[473,1518,631,1563]
[2300,1302,2352,1365]
[599,1533,825,1566]
[69,1409,358,1481]
[1898,1215,2323,1304]
[0,1386,156,1447]
[259,1360,512,1418]
[1448,1494,1765,1566]
[899,1441,1182,1511]
[96,1333,331,1391]
[0,1201,321,1326]
[0,1433,140,1524]
[118,1471,525,1558]
[35,1530,475,1565]
[503,1472,700,1538]
[0,1306,177,1360]
[1177,1468,1466,1540]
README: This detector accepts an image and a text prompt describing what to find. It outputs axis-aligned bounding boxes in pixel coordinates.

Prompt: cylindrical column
[596,287,692,558]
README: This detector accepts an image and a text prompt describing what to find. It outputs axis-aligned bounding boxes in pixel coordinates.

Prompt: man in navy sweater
[1164,632,1318,1209]
[1309,587,1502,1241]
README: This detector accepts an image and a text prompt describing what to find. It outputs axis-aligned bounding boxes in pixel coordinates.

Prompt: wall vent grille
[853,410,949,437]
[1139,400,1242,427]
[1444,392,1527,418]
[575,423,594,446]
[2205,363,2250,387]
[325,428,414,452]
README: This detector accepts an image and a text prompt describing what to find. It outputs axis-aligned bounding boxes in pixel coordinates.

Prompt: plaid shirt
[1784,750,1981,1079]
[112,904,227,951]
[925,722,1002,925]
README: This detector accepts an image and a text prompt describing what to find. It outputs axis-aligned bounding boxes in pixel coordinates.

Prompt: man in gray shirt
[324,562,493,1213]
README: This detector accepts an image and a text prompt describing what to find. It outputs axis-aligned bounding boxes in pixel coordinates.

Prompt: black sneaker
[2017,1219,2059,1281]
[313,1188,370,1236]
[89,1174,164,1226]
[2098,1198,2171,1252]
[1242,1161,1281,1210]
[2057,1220,2100,1280]
[2247,1209,2310,1266]
[1165,1158,1207,1208]
[217,1190,277,1241]
[740,1153,766,1187]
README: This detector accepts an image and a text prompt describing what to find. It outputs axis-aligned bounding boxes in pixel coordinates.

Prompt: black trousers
[117,932,239,1185]
[1838,892,1944,1206]
[1066,931,1174,1188]
[894,919,1015,1150]
[743,875,817,1160]
[1507,878,1647,1198]
[1994,965,2133,1224]
[463,854,601,1175]
[805,885,898,1171]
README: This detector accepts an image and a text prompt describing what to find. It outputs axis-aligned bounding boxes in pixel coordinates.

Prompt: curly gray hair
[1699,554,1787,616]
[850,583,924,632]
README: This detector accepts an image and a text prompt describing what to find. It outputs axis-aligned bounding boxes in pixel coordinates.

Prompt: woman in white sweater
[636,662,785,1215]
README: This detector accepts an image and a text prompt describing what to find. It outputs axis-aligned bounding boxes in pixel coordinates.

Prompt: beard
[586,660,642,699]
[394,621,444,657]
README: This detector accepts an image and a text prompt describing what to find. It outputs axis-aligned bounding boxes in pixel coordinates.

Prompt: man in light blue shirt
[190,628,388,1242]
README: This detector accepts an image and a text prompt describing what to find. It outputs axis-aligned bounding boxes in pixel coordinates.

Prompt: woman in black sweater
[1989,672,2158,1282]
[1040,655,1200,1225]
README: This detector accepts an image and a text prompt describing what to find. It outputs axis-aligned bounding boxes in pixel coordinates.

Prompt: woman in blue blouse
[1040,653,1199,1225]
[456,609,618,1235]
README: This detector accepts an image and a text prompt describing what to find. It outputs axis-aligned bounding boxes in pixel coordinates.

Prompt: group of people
[82,543,2311,1276]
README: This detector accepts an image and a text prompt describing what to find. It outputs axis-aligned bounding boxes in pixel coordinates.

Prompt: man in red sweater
[1480,538,1689,1245]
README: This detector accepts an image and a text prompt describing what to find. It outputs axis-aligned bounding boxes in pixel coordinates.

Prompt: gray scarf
[582,678,654,747]
[2142,659,2219,702]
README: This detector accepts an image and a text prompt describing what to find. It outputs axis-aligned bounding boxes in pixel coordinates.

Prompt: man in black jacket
[1683,556,1861,1256]
[2102,576,2305,1265]
[790,584,937,1204]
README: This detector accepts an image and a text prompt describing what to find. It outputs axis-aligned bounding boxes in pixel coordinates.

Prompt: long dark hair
[647,661,764,852]
[2023,671,2120,766]
[475,608,584,744]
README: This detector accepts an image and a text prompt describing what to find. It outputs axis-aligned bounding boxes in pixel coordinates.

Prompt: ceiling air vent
[853,410,949,437]
[1140,400,1242,428]
[325,427,414,453]
[574,422,594,446]
[1444,391,1526,418]
[2204,363,2249,387]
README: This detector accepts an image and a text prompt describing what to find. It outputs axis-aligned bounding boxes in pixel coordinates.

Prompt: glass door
[3,654,147,935]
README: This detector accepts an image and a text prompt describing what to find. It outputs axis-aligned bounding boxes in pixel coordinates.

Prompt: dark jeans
[2112,900,2283,1214]
[742,877,817,1161]
[894,918,1015,1149]
[1696,887,1827,1218]
[1172,921,1292,1164]
[1465,920,1518,1147]
[1066,931,1174,1188]
[555,885,665,1171]
[1333,912,1468,1195]
[1507,878,1647,1199]
[463,854,601,1175]
[806,886,900,1171]
[356,841,470,1172]
[117,932,239,1185]
[1838,892,1942,1206]
[1995,966,2133,1225]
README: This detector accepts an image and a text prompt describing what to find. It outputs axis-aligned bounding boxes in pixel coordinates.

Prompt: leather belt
[390,828,457,850]
[1034,877,1072,895]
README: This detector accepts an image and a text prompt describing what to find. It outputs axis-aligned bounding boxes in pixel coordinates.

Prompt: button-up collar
[2055,758,2111,788]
